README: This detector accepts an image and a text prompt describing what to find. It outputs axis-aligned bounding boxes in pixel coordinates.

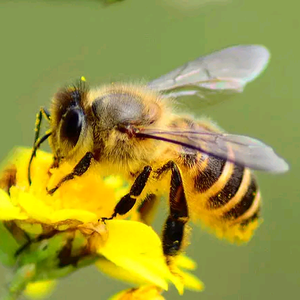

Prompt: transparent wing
[148,45,270,100]
[136,128,288,173]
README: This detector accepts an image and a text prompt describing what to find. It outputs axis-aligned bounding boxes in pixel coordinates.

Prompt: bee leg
[28,107,52,185]
[28,132,52,185]
[47,152,94,195]
[136,194,159,225]
[33,107,51,145]
[158,161,189,260]
[102,166,152,221]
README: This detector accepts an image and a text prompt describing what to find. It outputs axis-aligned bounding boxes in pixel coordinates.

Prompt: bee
[28,45,289,262]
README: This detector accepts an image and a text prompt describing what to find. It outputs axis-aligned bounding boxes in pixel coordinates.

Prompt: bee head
[50,82,91,159]
[49,83,171,167]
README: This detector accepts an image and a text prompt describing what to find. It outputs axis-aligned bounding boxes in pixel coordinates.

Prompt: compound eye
[60,108,83,147]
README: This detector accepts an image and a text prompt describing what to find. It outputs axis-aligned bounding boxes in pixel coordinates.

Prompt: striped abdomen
[173,117,261,242]
[180,152,261,242]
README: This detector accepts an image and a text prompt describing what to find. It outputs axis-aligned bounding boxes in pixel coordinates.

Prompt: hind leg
[156,161,189,262]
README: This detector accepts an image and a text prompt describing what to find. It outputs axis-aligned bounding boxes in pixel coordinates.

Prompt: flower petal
[12,188,53,223]
[96,257,152,286]
[97,220,172,291]
[0,189,27,220]
[24,280,57,299]
[109,286,165,300]
[51,209,97,223]
[180,270,204,292]
[174,255,197,271]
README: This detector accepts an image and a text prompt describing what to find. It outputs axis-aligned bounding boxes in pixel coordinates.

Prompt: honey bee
[28,45,288,262]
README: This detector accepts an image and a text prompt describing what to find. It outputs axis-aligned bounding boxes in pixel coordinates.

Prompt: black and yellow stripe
[191,156,260,228]
[172,118,260,237]
[194,156,226,193]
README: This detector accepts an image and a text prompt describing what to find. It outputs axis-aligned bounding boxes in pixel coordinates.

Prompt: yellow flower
[0,147,126,224]
[24,280,57,299]
[0,148,203,299]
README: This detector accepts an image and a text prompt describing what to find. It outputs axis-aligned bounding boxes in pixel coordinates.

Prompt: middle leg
[102,166,152,220]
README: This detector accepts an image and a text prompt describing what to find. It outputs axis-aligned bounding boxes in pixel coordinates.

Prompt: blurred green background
[0,0,298,299]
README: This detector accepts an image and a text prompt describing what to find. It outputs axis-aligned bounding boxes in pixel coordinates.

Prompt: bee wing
[136,128,289,173]
[148,45,270,100]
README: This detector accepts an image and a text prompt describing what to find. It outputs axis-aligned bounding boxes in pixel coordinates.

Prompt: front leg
[102,166,152,220]
[28,107,52,185]
[47,152,94,195]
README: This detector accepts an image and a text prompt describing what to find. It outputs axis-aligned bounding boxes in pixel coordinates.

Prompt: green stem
[1,264,36,300]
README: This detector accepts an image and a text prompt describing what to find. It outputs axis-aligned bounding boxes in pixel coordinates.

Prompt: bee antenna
[77,76,88,93]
